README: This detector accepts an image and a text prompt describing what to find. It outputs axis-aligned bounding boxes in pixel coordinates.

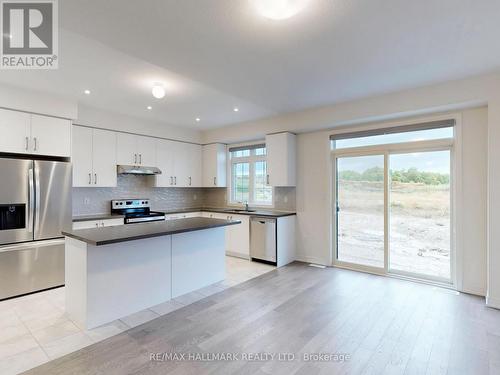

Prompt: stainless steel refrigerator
[0,157,71,300]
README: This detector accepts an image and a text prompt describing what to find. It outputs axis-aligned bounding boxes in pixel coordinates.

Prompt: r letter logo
[1,0,58,69]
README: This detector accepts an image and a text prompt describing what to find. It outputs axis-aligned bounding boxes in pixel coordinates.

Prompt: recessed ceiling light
[195,118,201,122]
[84,89,91,95]
[252,0,310,20]
[147,106,152,110]
[152,83,165,99]
[233,107,239,112]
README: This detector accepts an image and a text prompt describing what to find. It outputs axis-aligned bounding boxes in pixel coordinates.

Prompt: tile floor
[0,256,274,375]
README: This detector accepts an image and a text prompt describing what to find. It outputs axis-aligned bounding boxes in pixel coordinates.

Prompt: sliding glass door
[334,147,452,283]
[389,150,451,280]
[336,154,385,269]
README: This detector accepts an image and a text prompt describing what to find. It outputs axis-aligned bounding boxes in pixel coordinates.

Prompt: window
[229,145,273,205]
[332,122,454,150]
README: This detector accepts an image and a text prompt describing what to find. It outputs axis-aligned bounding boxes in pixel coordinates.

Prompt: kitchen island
[62,217,240,329]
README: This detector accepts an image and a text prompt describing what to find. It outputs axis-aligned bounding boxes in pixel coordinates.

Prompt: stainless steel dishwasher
[250,216,277,264]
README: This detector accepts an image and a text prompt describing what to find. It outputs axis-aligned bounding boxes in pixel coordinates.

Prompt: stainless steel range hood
[117,165,162,175]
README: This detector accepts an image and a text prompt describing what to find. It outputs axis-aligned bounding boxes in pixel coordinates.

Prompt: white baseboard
[225,251,250,260]
[294,254,329,266]
[486,295,500,310]
[460,287,486,298]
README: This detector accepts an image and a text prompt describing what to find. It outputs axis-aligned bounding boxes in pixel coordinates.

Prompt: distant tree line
[339,167,449,185]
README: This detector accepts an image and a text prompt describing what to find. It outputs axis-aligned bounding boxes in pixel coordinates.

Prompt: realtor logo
[0,0,58,69]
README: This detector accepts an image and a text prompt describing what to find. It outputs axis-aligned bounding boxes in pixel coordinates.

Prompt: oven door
[0,158,34,245]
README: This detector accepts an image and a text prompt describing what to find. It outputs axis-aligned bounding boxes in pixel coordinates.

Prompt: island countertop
[62,217,241,246]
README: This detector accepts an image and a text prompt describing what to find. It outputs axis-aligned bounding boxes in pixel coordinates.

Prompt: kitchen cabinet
[155,140,202,187]
[266,132,296,187]
[116,133,156,167]
[0,108,71,157]
[201,211,250,258]
[31,115,71,157]
[225,214,250,259]
[72,218,124,230]
[72,126,117,187]
[202,143,226,187]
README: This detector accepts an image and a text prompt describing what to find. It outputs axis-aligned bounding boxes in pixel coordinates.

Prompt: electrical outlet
[284,195,288,203]
[84,197,90,205]
[193,194,197,201]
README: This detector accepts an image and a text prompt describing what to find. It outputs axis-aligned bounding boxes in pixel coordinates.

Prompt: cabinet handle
[33,137,37,151]
[95,223,99,228]
[94,173,97,185]
[174,176,177,185]
[88,173,92,185]
[266,174,270,185]
[214,177,217,186]
[25,137,29,151]
[134,154,137,164]
[139,154,142,164]
[189,176,192,186]
[170,176,173,185]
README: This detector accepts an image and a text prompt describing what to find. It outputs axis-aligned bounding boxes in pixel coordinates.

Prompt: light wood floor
[24,263,500,375]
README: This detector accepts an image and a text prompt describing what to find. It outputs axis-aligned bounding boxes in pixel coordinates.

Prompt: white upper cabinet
[92,129,117,187]
[0,109,31,154]
[31,115,71,157]
[72,126,93,186]
[155,139,175,187]
[187,143,202,187]
[137,135,157,167]
[0,109,71,157]
[155,140,202,187]
[116,133,138,165]
[266,132,296,187]
[202,143,226,187]
[72,126,117,187]
[117,133,157,167]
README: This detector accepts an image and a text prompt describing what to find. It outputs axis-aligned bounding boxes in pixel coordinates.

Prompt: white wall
[460,108,488,296]
[76,105,201,143]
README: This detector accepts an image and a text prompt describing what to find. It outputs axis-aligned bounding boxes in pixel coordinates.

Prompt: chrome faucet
[244,201,249,211]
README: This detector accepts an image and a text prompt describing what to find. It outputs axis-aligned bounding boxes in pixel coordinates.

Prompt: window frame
[228,145,274,207]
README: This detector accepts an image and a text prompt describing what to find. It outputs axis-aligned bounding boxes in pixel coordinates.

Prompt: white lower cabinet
[200,211,250,259]
[73,218,124,230]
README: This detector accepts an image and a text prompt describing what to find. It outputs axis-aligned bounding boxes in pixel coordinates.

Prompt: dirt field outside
[337,180,451,279]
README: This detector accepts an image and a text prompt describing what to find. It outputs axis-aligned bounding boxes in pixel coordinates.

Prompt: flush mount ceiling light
[84,89,91,95]
[233,107,239,112]
[147,106,152,110]
[195,118,201,122]
[151,83,166,99]
[252,0,310,20]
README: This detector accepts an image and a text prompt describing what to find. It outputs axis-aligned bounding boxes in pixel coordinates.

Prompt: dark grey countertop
[73,214,125,222]
[63,217,241,246]
[72,208,296,222]
[161,207,297,218]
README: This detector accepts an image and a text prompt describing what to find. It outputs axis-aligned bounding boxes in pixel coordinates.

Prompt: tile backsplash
[72,175,296,216]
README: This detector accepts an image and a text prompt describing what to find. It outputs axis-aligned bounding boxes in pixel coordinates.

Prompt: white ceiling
[1,0,500,129]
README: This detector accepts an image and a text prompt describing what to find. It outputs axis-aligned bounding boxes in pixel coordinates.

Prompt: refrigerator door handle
[34,165,41,236]
[27,167,34,233]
